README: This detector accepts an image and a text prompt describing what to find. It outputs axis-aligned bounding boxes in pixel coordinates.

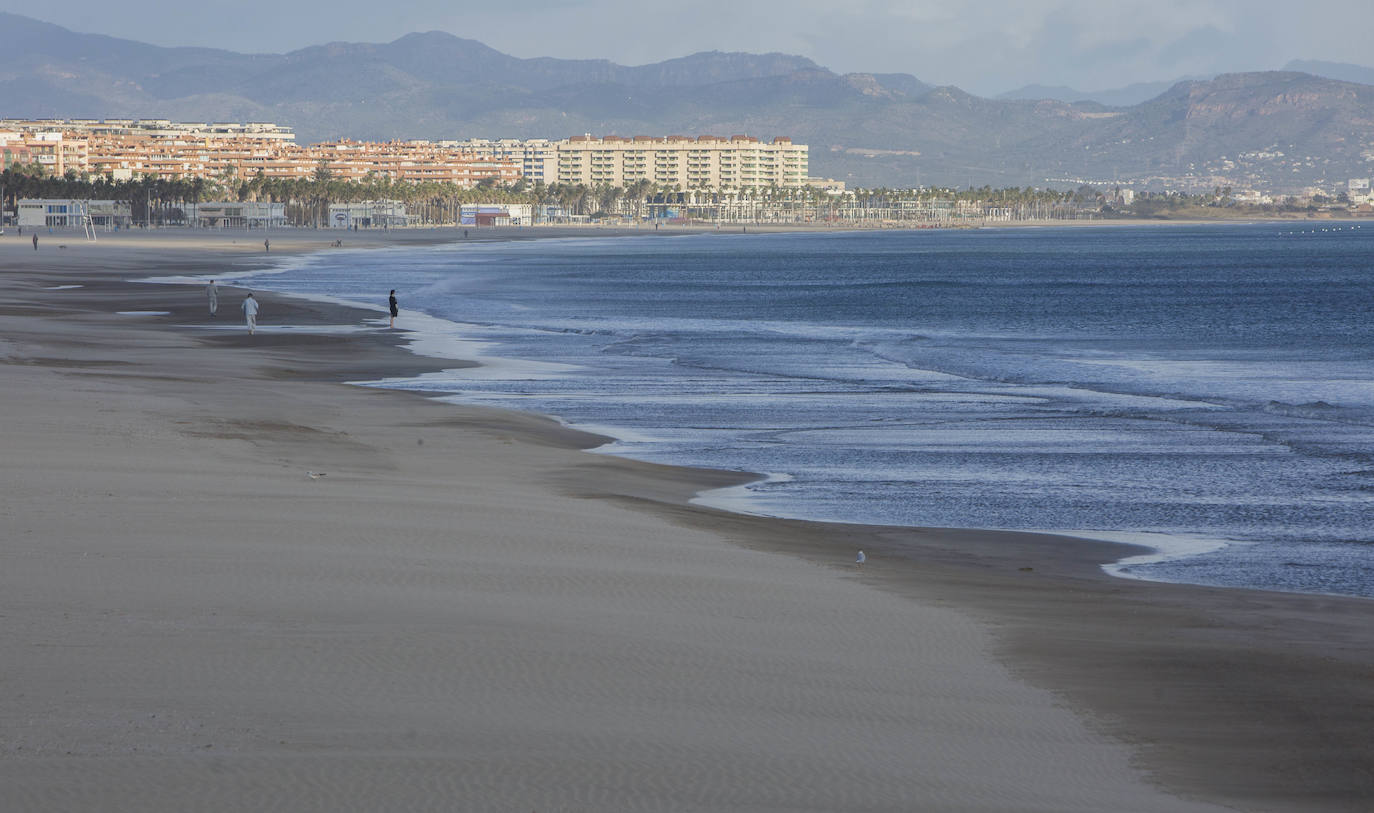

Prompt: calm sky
[9,0,1373,96]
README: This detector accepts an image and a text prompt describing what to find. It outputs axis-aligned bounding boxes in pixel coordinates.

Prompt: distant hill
[996,77,1211,107]
[1283,59,1374,87]
[3,13,1373,191]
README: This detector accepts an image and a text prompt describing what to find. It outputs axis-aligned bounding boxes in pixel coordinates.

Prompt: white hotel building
[555,134,808,190]
[444,135,808,191]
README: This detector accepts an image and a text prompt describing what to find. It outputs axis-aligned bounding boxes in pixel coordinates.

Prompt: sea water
[239,224,1374,598]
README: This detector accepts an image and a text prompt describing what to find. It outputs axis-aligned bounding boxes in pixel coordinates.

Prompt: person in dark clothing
[33,234,38,250]
[389,290,398,328]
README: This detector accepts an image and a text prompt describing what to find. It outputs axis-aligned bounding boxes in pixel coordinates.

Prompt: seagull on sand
[856,550,866,567]
[306,471,328,479]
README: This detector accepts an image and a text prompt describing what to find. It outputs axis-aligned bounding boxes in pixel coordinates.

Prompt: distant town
[2,118,1371,229]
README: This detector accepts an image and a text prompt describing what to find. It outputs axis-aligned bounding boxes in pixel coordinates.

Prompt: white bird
[856,550,866,567]
[306,471,327,479]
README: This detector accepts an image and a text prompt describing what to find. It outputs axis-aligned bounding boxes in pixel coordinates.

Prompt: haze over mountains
[3,12,1373,191]
[998,61,1374,107]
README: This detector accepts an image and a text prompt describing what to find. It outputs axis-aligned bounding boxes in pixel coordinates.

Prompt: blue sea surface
[241,224,1374,597]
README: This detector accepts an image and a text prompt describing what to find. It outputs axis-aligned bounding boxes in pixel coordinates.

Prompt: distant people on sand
[241,293,259,335]
[389,290,398,328]
[263,238,270,253]
[32,234,38,250]
[206,279,219,316]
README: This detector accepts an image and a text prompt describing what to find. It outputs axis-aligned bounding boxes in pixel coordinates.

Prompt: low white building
[1349,178,1372,204]
[460,203,533,226]
[327,200,410,228]
[184,201,286,229]
[805,177,847,194]
[1233,189,1274,205]
[17,199,132,229]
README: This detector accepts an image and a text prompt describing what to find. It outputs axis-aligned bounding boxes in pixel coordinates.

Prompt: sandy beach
[2,227,1373,812]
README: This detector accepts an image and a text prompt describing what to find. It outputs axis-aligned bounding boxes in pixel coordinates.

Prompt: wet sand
[1,228,1372,811]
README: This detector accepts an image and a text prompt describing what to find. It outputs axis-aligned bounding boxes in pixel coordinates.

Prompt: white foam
[692,473,789,516]
[115,310,171,316]
[44,284,82,290]
[1061,530,1234,581]
[135,250,321,286]
[577,424,678,448]
[186,323,373,334]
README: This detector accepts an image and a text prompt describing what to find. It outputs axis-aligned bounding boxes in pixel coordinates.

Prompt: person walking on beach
[241,293,259,335]
[32,234,38,251]
[206,279,219,317]
[388,289,398,328]
[263,237,270,253]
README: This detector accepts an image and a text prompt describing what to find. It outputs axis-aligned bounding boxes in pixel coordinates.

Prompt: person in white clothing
[241,293,259,334]
[206,279,219,316]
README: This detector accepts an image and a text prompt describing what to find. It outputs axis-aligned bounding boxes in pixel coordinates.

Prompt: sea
[232,223,1374,598]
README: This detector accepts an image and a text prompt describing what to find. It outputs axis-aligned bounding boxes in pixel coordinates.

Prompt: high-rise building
[555,135,808,190]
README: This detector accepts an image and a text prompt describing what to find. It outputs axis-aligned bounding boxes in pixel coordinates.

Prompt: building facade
[17,199,132,228]
[0,120,812,195]
[183,201,287,229]
[442,139,558,185]
[459,203,533,226]
[0,120,520,188]
[555,135,808,190]
[328,200,410,228]
[0,131,86,175]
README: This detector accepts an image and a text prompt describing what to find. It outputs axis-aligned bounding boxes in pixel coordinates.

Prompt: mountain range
[996,77,1213,107]
[998,61,1374,107]
[3,12,1373,191]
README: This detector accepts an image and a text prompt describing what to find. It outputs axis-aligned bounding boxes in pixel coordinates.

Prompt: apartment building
[312,140,521,185]
[556,135,809,190]
[1,119,296,142]
[85,136,519,186]
[0,120,812,194]
[0,130,86,175]
[0,135,34,169]
[440,139,558,185]
[0,120,519,188]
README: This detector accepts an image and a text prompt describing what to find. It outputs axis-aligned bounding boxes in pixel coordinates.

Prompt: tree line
[1,164,784,226]
[2,164,1347,226]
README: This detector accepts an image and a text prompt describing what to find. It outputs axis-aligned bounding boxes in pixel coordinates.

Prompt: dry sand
[1,227,1372,812]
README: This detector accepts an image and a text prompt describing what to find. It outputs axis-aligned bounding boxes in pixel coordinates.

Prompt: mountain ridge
[2,13,1372,191]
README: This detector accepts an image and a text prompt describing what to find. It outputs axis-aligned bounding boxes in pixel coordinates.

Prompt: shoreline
[197,227,1202,590]
[4,228,1374,810]
[218,223,1308,599]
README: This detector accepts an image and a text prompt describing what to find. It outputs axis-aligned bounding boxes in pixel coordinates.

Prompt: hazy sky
[10,0,1374,95]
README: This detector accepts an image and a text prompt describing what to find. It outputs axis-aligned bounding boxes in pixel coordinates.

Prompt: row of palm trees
[1,164,1106,227]
[0,166,677,225]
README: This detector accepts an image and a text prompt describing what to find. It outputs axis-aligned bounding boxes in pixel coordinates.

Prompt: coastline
[3,228,1373,811]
